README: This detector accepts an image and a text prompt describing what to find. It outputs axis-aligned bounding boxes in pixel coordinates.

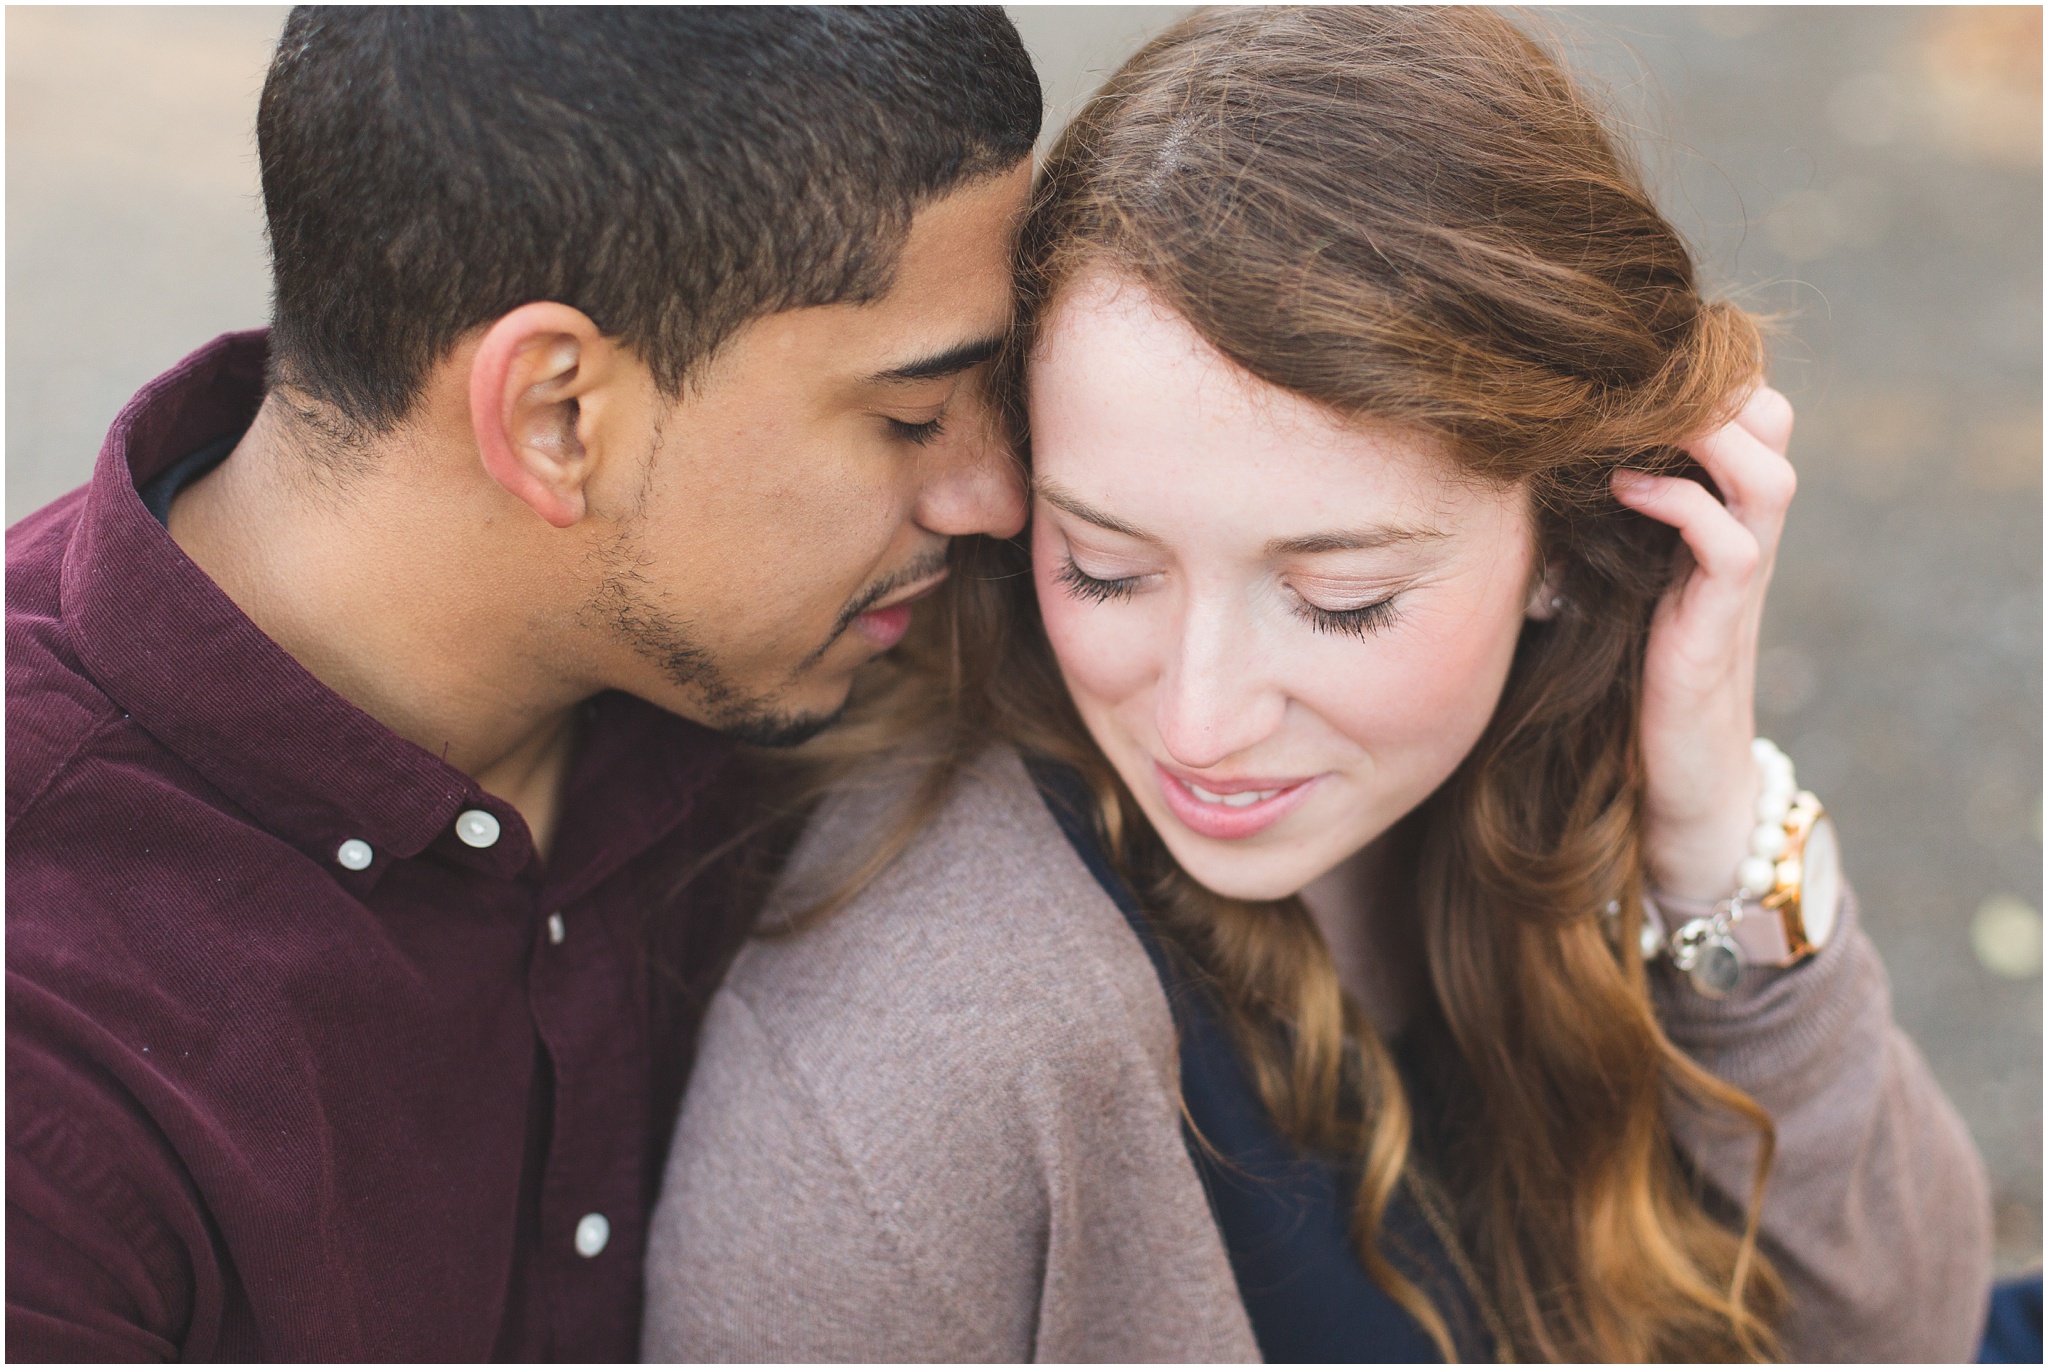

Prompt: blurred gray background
[7,6,2039,1273]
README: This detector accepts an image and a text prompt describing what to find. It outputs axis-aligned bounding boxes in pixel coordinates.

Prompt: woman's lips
[852,572,948,650]
[1154,762,1320,840]
[854,602,915,648]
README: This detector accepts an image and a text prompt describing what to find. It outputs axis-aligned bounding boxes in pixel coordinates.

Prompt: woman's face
[1028,272,1546,901]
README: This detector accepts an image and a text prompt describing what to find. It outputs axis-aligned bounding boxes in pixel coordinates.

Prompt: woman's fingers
[1735,384,1795,453]
[1683,417,1796,532]
[1606,385,1794,652]
[1641,386,1795,562]
[1612,468,1764,588]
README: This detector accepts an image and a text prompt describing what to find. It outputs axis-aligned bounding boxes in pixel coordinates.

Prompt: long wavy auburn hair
[774,6,1786,1361]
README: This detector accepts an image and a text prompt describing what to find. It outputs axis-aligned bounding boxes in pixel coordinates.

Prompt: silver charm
[1669,909,1744,998]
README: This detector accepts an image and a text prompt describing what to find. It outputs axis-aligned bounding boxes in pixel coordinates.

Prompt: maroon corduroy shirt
[6,332,753,1360]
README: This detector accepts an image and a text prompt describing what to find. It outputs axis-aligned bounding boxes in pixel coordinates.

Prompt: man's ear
[468,302,621,529]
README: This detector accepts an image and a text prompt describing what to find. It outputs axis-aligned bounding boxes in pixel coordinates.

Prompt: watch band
[1730,896,1799,964]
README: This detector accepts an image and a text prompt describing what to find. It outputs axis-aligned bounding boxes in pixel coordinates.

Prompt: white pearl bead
[1756,789,1792,825]
[574,1212,610,1258]
[1738,855,1778,894]
[335,838,373,871]
[1749,823,1788,860]
[1751,737,1784,764]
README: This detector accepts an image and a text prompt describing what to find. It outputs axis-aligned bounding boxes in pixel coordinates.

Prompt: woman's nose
[1152,606,1286,771]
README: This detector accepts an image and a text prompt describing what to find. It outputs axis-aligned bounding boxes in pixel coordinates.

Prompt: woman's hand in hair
[1610,385,1798,902]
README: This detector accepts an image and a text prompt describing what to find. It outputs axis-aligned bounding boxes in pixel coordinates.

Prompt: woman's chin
[1156,834,1321,904]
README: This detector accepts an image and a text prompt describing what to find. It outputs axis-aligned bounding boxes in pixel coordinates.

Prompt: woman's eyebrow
[1265,526,1447,556]
[1034,479,1157,541]
[1037,479,1447,552]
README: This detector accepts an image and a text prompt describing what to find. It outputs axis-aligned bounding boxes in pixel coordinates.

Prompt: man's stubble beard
[583,519,848,750]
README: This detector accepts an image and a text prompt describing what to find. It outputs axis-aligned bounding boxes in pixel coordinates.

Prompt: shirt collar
[62,331,732,885]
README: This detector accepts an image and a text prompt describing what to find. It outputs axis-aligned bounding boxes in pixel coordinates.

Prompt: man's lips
[853,572,949,649]
[1154,761,1321,840]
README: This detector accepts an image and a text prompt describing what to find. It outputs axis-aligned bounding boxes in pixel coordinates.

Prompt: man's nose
[1153,602,1286,771]
[914,417,1028,540]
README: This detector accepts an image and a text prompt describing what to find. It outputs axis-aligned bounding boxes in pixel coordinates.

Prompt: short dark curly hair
[258,6,1042,430]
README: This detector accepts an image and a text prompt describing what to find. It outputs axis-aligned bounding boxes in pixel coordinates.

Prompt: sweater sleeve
[640,988,954,1362]
[641,747,1258,1364]
[1652,888,1993,1363]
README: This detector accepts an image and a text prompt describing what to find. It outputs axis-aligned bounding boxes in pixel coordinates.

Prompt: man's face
[583,165,1032,744]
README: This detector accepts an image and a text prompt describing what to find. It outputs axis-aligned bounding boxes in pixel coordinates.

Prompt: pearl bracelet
[1647,737,1810,997]
[1738,737,1800,899]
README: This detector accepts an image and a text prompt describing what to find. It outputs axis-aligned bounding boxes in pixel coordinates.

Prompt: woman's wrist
[1646,739,1805,903]
[1644,754,1767,902]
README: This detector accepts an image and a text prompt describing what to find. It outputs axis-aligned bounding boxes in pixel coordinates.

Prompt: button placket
[526,889,646,1349]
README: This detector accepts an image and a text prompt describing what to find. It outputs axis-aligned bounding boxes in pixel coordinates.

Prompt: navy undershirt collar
[139,431,240,528]
[1024,753,1489,1364]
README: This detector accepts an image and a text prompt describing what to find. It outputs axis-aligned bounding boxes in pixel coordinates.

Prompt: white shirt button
[547,913,566,945]
[335,839,373,871]
[574,1212,610,1258]
[455,809,501,849]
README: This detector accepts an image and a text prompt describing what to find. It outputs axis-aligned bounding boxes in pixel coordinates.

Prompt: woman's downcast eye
[1057,556,1402,637]
[1055,557,1139,604]
[1291,596,1400,638]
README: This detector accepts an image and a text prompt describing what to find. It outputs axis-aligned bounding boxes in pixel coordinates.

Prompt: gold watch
[1735,791,1841,964]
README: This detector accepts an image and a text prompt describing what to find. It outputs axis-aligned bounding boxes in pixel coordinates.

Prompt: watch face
[1801,814,1842,949]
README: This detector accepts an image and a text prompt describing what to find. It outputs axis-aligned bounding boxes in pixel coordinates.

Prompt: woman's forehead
[1027,272,1514,543]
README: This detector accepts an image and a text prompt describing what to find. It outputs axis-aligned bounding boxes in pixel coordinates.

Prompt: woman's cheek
[1305,593,1525,774]
[1035,573,1156,711]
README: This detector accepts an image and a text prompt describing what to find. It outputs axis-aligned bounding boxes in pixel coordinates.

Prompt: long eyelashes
[1055,557,1138,604]
[1057,555,1400,637]
[1291,598,1399,639]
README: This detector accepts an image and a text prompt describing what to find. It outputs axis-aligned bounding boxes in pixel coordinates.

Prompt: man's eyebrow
[1265,526,1447,556]
[1034,480,1156,541]
[867,334,1006,385]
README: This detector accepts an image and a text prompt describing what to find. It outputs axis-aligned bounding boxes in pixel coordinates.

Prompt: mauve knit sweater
[644,746,1992,1362]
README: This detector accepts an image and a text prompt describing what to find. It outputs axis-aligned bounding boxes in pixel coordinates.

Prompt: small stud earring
[1549,594,1566,613]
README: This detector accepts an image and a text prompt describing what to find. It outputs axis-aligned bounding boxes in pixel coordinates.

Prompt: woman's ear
[468,302,619,529]
[1525,560,1567,621]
